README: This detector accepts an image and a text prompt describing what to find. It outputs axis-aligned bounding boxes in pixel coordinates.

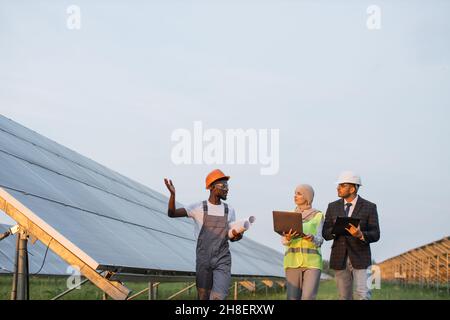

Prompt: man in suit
[322,171,380,300]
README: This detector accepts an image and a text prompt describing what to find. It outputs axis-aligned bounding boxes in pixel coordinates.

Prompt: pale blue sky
[1,0,449,263]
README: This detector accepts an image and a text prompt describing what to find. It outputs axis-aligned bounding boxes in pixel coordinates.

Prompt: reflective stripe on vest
[283,212,323,270]
[285,247,319,255]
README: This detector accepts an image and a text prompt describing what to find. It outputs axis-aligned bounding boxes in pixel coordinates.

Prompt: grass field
[1,275,449,300]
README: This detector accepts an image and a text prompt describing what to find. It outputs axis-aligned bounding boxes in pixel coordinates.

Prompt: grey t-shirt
[185,200,236,239]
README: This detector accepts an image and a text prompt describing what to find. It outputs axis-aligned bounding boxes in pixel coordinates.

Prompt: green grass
[0,275,449,300]
[255,280,450,300]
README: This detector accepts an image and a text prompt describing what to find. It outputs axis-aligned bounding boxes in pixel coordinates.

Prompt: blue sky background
[1,0,449,264]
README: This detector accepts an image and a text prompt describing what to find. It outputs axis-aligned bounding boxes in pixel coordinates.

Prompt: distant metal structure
[0,115,284,300]
[377,236,449,292]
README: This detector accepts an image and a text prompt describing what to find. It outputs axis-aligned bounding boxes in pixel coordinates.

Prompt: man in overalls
[164,169,243,300]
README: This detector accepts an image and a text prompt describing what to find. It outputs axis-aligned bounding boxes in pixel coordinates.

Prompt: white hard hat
[336,171,362,186]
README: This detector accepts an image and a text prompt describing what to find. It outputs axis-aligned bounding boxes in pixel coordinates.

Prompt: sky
[0,0,449,264]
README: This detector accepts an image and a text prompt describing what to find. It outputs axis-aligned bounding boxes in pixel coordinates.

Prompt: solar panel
[0,115,284,298]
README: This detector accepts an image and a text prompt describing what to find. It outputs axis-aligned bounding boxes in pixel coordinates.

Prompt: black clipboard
[272,211,303,236]
[331,217,360,236]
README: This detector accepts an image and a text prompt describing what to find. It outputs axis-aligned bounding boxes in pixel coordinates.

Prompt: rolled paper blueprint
[228,216,256,238]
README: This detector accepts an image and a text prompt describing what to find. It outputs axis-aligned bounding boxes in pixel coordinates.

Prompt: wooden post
[421,259,424,288]
[149,281,154,300]
[407,261,410,286]
[436,256,439,292]
[413,259,416,284]
[447,253,449,295]
[233,282,238,300]
[421,258,425,288]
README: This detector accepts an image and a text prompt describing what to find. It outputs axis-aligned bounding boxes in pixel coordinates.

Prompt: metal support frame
[167,283,196,300]
[10,232,19,300]
[377,236,449,291]
[148,282,153,300]
[16,231,29,300]
[261,279,274,297]
[124,276,284,301]
[10,228,29,300]
[0,189,130,300]
[127,287,149,300]
[148,281,159,300]
[51,278,90,300]
[125,282,160,300]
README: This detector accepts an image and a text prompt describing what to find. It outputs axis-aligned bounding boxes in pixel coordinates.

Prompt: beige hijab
[294,184,320,222]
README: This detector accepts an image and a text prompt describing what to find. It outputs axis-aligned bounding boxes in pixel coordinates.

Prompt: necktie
[345,203,352,217]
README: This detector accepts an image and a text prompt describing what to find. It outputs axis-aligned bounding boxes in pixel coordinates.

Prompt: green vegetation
[1,275,448,300]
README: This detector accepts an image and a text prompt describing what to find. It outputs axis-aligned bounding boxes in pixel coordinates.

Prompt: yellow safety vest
[284,212,323,270]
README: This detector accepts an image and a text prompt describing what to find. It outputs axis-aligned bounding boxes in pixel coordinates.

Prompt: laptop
[272,211,303,236]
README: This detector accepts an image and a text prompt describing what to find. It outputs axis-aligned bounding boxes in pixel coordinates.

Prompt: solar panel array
[0,115,283,278]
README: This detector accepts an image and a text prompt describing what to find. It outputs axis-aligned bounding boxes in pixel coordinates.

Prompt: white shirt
[344,195,359,217]
[185,201,236,239]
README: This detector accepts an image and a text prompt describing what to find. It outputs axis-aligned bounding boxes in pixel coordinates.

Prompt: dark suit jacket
[322,196,380,270]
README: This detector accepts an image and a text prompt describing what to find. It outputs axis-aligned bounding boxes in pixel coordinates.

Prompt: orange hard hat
[205,169,230,189]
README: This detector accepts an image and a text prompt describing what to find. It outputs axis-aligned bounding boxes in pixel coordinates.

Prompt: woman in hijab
[281,184,324,300]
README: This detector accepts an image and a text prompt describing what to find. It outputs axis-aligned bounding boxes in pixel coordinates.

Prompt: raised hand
[164,178,176,195]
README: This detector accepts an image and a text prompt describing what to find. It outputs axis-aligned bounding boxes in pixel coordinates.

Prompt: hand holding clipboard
[331,217,361,237]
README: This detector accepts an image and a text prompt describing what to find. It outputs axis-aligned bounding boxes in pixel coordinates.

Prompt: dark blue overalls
[195,201,232,300]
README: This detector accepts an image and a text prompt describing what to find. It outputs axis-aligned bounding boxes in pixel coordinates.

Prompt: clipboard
[331,217,360,236]
[272,211,303,236]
